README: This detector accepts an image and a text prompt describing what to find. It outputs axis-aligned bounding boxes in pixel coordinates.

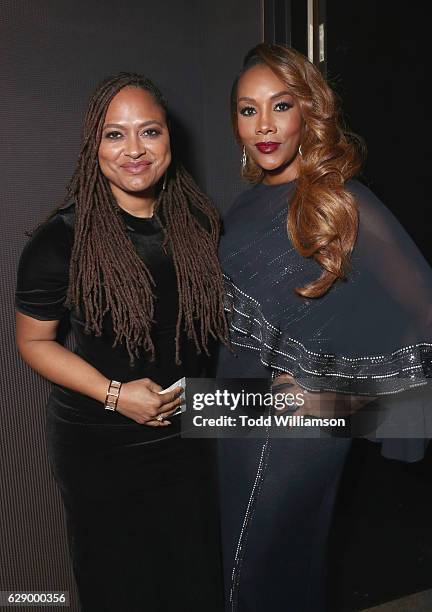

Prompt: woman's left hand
[272,373,375,418]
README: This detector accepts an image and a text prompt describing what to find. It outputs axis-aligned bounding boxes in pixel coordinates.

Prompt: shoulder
[346,180,420,257]
[188,202,213,233]
[35,204,74,239]
[346,179,402,241]
[345,179,384,211]
[16,203,75,320]
[18,204,74,274]
[345,179,395,219]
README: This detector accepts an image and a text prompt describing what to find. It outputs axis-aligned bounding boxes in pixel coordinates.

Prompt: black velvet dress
[15,203,223,612]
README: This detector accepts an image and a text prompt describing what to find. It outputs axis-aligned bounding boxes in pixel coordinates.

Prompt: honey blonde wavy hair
[231,44,365,298]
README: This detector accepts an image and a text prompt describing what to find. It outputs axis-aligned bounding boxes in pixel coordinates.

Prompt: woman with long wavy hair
[15,72,227,611]
[217,44,432,611]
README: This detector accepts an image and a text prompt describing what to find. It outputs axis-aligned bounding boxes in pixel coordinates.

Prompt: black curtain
[327,1,432,263]
[326,2,432,609]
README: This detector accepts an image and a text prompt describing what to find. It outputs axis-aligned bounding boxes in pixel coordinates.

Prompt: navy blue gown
[217,179,432,611]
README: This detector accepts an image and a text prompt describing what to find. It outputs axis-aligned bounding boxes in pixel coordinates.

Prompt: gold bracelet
[104,380,122,411]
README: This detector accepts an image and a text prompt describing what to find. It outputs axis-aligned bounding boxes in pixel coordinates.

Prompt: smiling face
[98,86,171,210]
[236,64,304,184]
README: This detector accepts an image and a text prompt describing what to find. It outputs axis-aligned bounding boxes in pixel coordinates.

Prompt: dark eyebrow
[270,90,293,100]
[102,120,164,129]
[238,91,293,103]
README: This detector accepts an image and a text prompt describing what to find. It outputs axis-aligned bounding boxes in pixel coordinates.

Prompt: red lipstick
[255,142,280,154]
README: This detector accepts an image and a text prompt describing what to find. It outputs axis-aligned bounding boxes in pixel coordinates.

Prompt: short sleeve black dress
[16,202,223,612]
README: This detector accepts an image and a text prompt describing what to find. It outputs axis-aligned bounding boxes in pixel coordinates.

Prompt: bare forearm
[15,312,182,425]
[18,340,109,403]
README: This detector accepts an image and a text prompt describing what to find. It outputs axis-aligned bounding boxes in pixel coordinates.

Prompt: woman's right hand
[116,378,183,426]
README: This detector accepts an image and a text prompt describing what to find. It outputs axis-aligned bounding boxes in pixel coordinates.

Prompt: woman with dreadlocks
[15,73,227,611]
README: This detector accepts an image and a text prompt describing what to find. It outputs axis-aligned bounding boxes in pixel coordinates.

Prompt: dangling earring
[298,144,303,157]
[162,171,167,191]
[241,146,247,170]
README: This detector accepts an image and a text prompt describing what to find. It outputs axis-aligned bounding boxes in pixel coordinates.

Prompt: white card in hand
[158,377,186,415]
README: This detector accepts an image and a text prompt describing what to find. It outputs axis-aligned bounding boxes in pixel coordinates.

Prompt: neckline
[119,207,155,222]
[118,207,162,235]
[256,178,297,189]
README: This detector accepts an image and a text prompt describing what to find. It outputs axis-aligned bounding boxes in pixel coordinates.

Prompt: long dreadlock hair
[62,72,227,364]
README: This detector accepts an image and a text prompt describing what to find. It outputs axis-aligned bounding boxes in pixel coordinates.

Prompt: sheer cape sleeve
[221,180,432,460]
[15,209,73,321]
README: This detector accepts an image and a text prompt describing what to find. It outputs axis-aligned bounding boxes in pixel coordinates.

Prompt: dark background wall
[327,1,431,263]
[0,2,261,609]
[325,2,432,609]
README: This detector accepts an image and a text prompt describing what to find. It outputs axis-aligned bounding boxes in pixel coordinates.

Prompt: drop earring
[298,144,303,157]
[241,146,247,169]
[162,171,167,190]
